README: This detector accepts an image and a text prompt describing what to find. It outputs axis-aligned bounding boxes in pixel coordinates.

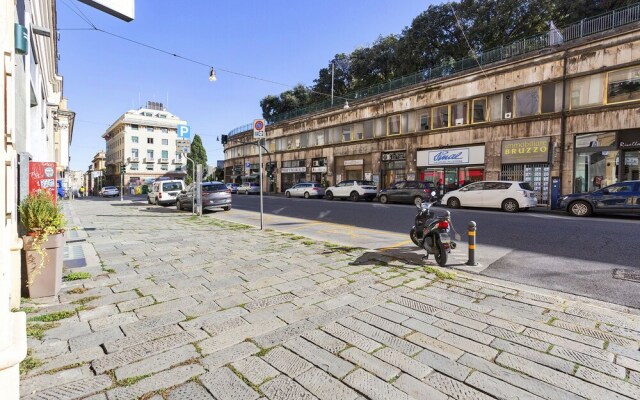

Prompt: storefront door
[622,150,640,181]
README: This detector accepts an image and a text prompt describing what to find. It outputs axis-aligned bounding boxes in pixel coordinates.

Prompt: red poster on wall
[29,161,57,204]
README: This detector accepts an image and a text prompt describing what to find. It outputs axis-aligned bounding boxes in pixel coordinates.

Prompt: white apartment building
[102,102,189,189]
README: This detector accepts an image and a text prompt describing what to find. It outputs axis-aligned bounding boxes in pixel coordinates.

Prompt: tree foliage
[260,0,638,121]
[186,134,207,181]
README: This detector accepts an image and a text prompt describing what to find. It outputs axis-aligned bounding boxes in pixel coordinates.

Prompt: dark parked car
[558,180,640,216]
[378,181,437,206]
[176,182,231,212]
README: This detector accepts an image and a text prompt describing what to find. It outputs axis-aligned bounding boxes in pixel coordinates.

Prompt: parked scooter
[410,197,456,267]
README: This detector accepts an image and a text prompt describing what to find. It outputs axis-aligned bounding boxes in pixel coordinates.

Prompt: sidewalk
[18,198,640,399]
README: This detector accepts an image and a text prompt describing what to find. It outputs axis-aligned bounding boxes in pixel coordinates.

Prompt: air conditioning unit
[455,118,464,126]
[504,112,512,119]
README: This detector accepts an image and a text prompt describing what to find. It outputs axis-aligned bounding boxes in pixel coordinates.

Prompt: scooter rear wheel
[434,239,448,267]
[409,227,421,247]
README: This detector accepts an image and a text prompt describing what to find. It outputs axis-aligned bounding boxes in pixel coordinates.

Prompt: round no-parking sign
[253,119,266,139]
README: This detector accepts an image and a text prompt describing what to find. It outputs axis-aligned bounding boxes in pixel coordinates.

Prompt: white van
[147,180,185,206]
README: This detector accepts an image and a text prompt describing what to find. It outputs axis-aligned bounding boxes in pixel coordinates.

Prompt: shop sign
[281,167,306,173]
[417,146,485,167]
[344,159,363,166]
[311,166,327,173]
[381,152,406,161]
[501,138,550,164]
[618,131,640,149]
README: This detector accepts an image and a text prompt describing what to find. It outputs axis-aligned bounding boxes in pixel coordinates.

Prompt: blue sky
[58,0,434,170]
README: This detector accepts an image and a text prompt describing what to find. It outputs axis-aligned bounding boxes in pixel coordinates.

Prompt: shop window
[433,105,449,129]
[570,74,604,109]
[472,98,486,123]
[363,120,374,139]
[353,123,364,140]
[418,110,431,131]
[607,66,640,104]
[515,87,540,117]
[451,102,468,126]
[342,126,352,142]
[387,115,401,135]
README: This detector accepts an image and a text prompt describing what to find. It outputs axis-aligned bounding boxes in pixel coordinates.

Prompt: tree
[186,134,207,182]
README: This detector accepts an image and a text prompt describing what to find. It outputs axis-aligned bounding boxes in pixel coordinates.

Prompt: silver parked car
[237,182,260,195]
[285,182,325,199]
[176,182,231,212]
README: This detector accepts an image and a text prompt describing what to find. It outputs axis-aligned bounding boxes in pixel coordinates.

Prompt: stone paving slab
[19,199,640,400]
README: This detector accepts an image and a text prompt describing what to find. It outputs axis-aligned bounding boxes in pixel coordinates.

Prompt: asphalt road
[228,193,640,308]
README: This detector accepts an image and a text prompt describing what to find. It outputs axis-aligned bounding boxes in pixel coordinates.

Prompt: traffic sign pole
[253,119,266,230]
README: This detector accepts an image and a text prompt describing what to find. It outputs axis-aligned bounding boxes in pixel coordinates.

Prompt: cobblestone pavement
[19,199,640,399]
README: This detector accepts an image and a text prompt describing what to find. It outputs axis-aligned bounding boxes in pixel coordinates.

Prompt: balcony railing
[127,157,139,163]
[143,157,154,163]
[158,158,169,164]
[227,1,640,133]
[172,158,183,164]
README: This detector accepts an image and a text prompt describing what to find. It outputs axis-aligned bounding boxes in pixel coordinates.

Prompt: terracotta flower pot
[22,233,65,298]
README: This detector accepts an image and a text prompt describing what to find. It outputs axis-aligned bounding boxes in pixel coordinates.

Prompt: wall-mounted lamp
[209,68,217,82]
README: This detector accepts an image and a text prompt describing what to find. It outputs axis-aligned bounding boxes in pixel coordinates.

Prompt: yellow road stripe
[379,240,414,251]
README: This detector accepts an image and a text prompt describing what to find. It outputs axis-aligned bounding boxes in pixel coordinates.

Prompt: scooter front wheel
[409,227,421,247]
[434,238,448,267]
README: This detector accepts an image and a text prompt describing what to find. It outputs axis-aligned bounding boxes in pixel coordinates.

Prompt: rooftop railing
[228,2,640,136]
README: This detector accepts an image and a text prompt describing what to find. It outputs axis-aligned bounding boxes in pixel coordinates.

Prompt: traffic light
[120,165,126,174]
[221,134,228,144]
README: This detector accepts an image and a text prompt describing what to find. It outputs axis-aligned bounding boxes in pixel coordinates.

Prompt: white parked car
[324,180,377,202]
[100,186,119,197]
[147,179,184,206]
[285,182,325,199]
[441,181,537,212]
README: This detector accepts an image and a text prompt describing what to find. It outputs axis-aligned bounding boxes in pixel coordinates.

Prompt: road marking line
[379,240,414,251]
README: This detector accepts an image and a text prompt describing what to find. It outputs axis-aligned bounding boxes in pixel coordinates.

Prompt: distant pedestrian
[79,186,85,198]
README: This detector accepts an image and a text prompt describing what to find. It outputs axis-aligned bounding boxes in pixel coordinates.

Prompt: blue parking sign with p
[177,125,191,139]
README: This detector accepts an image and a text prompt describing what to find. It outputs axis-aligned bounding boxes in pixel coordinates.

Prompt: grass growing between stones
[67,287,88,295]
[11,306,37,313]
[63,272,92,281]
[117,373,152,386]
[423,266,455,280]
[227,364,263,396]
[71,296,101,306]
[103,268,116,273]
[45,362,83,374]
[20,349,42,375]
[26,322,58,340]
[302,240,315,246]
[28,310,75,322]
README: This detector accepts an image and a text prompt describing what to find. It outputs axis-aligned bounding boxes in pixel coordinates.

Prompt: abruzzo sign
[417,146,485,167]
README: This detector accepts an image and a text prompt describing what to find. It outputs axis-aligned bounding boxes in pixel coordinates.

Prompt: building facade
[102,102,189,191]
[224,19,640,207]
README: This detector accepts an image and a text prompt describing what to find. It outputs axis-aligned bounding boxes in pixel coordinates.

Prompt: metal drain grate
[612,269,640,283]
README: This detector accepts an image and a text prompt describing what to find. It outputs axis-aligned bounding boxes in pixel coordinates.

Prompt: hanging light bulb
[209,68,217,82]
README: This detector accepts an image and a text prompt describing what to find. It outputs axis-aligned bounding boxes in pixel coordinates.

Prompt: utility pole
[331,62,335,106]
[185,153,195,215]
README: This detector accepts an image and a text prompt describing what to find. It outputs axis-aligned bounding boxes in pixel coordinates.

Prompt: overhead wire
[447,3,489,79]
[58,0,350,101]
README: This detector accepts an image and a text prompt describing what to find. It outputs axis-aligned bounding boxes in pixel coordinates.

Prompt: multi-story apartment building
[223,5,640,207]
[102,102,189,190]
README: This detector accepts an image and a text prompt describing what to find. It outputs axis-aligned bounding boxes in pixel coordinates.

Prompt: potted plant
[18,191,66,298]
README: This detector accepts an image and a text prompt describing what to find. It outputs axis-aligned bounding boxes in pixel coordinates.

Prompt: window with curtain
[342,126,352,142]
[472,98,487,123]
[353,123,364,140]
[388,115,401,135]
[571,74,604,109]
[433,105,449,128]
[419,111,431,131]
[363,120,374,139]
[451,101,468,125]
[515,87,540,117]
[607,66,640,104]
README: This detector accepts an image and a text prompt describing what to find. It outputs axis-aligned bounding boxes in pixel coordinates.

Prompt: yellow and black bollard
[466,221,478,266]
